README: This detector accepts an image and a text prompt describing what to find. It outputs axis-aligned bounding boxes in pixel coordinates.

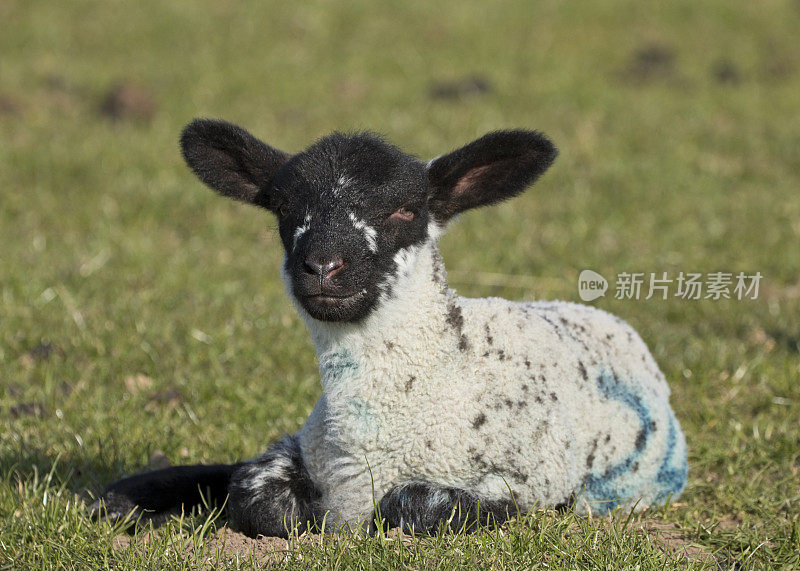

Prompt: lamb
[93,119,688,538]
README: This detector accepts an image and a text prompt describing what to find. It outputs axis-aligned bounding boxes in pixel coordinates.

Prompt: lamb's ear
[426,130,557,222]
[179,119,291,208]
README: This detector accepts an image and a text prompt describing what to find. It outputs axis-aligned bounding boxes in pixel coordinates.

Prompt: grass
[1,0,799,567]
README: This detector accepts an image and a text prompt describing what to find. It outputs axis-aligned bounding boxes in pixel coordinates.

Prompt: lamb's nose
[304,257,346,279]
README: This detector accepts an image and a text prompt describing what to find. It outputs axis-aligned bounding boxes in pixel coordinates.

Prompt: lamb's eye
[278,205,289,218]
[389,206,414,222]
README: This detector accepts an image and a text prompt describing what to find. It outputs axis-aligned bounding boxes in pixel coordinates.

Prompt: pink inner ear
[453,164,493,197]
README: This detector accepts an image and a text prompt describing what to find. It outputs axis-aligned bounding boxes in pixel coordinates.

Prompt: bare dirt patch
[110,517,722,566]
[186,526,294,565]
[112,526,304,566]
[636,520,716,564]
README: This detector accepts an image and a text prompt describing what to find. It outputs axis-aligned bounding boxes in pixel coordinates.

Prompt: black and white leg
[377,481,515,535]
[91,463,245,526]
[227,435,322,538]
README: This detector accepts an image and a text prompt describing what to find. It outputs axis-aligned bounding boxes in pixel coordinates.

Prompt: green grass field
[2,0,799,568]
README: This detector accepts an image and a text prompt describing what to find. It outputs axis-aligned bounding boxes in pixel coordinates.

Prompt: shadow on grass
[1,441,139,500]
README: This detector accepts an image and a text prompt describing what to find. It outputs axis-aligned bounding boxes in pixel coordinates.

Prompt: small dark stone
[711,59,741,84]
[100,81,157,122]
[429,75,493,100]
[0,95,22,117]
[9,402,47,419]
[146,387,184,410]
[23,341,63,364]
[623,44,677,83]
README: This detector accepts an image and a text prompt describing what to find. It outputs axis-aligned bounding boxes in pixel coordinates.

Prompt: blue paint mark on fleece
[321,349,359,384]
[582,370,686,513]
[582,371,652,513]
[348,398,380,435]
[654,409,689,503]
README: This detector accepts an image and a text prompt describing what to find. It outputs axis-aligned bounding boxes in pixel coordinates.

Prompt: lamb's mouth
[306,292,362,303]
[299,289,371,322]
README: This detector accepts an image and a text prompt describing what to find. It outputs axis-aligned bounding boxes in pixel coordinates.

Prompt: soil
[110,517,726,565]
[112,525,296,566]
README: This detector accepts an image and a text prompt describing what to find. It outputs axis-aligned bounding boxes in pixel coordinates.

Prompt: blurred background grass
[1,0,799,566]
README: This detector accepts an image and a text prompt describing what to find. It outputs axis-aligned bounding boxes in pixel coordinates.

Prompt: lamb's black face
[269,134,431,322]
[180,119,557,323]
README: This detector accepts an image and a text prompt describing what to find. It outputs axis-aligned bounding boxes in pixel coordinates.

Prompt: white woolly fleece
[280,231,687,528]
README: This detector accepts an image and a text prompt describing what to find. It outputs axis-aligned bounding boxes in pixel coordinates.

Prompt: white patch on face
[293,213,312,251]
[373,242,424,306]
[348,212,378,254]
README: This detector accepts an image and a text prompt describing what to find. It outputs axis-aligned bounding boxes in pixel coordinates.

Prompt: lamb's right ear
[179,119,290,208]
[426,130,558,222]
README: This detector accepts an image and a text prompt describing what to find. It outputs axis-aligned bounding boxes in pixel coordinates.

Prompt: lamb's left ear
[426,130,558,222]
[179,118,291,208]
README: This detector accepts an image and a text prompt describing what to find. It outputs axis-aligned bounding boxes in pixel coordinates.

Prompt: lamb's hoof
[89,492,176,529]
[89,492,140,526]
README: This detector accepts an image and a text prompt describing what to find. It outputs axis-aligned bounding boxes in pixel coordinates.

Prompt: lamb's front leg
[377,481,515,535]
[228,435,323,538]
